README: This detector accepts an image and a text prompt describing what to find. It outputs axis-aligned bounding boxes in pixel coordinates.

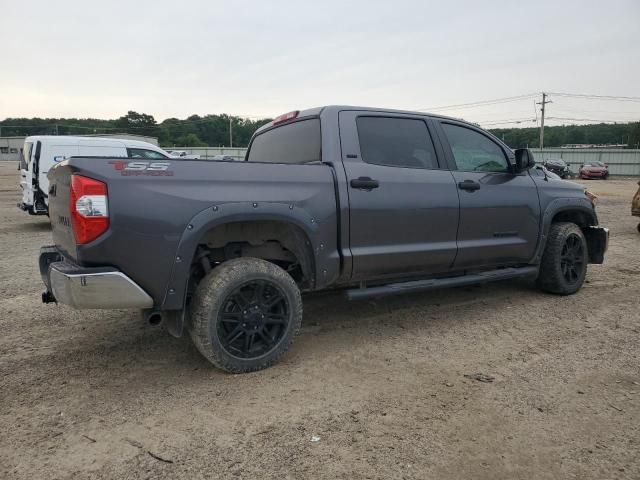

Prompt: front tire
[189,257,303,373]
[537,222,588,295]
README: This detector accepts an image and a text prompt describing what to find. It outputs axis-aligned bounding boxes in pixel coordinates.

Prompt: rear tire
[189,257,303,373]
[536,222,588,295]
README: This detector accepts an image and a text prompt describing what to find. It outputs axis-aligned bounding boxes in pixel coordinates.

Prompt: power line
[418,93,539,112]
[547,116,639,124]
[478,117,537,127]
[547,92,640,102]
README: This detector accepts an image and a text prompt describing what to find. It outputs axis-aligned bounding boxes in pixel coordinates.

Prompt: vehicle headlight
[585,189,597,205]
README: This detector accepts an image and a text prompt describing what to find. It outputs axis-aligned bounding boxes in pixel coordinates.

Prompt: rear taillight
[70,175,109,245]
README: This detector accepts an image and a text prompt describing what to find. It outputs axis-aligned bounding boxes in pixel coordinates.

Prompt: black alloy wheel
[218,280,290,359]
[536,222,588,295]
[560,234,585,285]
[189,257,303,373]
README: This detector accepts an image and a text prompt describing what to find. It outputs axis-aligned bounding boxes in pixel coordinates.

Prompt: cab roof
[255,105,468,135]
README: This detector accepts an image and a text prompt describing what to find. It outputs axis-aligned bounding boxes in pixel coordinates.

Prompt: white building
[0,133,159,162]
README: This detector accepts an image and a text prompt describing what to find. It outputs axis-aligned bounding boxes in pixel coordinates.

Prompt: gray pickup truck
[39,106,609,372]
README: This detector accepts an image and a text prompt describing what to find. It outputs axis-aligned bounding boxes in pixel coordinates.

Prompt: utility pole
[229,118,233,147]
[537,92,551,150]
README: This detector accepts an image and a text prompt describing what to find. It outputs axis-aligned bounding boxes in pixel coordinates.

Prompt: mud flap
[164,309,186,338]
[584,226,609,264]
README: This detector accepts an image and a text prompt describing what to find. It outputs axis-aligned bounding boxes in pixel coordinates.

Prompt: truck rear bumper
[39,246,153,309]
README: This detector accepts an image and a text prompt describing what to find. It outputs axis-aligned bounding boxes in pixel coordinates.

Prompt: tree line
[1,111,639,149]
[0,111,272,148]
[491,121,640,149]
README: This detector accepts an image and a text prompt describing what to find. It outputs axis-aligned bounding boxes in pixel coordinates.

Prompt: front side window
[127,148,169,159]
[442,123,509,172]
[356,116,438,169]
[247,119,321,164]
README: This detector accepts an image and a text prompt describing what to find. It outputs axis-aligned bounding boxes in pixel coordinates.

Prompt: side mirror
[514,148,535,173]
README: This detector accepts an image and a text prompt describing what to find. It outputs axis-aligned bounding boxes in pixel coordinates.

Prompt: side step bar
[345,266,539,300]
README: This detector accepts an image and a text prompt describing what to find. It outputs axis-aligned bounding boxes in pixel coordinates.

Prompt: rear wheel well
[189,220,315,292]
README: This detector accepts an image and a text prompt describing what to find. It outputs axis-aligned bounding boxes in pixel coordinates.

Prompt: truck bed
[47,157,340,307]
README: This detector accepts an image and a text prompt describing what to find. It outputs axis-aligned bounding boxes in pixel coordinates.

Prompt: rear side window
[442,123,509,172]
[247,119,321,164]
[127,148,168,159]
[356,117,438,169]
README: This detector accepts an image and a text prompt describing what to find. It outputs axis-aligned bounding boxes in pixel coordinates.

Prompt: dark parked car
[543,158,571,179]
[579,161,609,179]
[39,106,609,373]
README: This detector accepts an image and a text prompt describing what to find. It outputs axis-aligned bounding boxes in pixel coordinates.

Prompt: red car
[579,161,609,180]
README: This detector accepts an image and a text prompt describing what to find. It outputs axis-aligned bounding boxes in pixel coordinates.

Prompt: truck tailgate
[47,161,77,260]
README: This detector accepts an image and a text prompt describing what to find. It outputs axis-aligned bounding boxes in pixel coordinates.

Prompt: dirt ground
[0,162,638,480]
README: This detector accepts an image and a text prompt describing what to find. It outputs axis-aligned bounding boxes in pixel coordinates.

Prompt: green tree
[178,133,207,147]
[114,111,158,137]
[628,122,640,148]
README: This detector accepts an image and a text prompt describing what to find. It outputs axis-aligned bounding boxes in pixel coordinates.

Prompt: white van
[18,136,171,215]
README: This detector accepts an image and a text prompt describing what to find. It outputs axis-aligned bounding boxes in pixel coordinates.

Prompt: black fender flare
[530,197,597,264]
[159,201,325,312]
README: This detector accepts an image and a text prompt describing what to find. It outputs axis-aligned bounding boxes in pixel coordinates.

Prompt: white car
[19,136,171,215]
[167,150,200,159]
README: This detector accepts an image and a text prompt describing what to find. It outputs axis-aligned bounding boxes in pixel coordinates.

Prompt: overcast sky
[1,0,639,127]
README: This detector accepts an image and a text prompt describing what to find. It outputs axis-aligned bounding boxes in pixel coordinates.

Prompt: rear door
[435,121,540,269]
[20,141,34,206]
[339,111,460,281]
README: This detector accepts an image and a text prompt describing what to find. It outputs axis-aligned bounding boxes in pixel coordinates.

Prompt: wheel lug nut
[242,323,246,327]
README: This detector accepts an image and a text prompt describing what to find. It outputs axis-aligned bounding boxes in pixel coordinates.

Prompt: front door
[339,111,460,281]
[435,121,540,269]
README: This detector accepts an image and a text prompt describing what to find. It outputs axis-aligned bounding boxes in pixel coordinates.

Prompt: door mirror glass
[514,148,535,173]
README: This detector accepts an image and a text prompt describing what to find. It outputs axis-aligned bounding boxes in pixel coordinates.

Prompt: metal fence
[531,149,640,176]
[173,147,248,161]
[176,146,640,176]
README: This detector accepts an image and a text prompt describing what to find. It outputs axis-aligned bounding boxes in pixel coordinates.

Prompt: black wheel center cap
[242,305,265,329]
